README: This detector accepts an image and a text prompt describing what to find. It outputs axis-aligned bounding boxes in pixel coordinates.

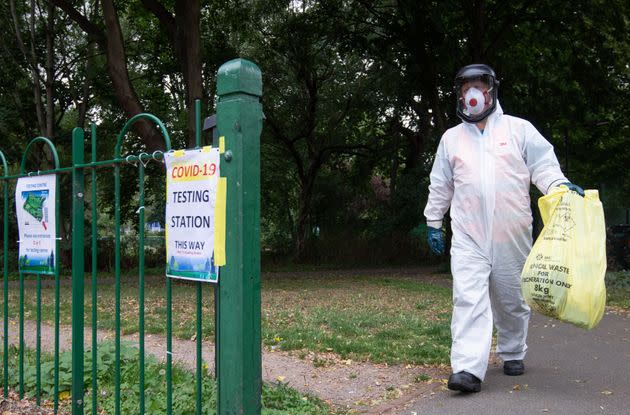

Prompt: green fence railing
[1,58,263,415]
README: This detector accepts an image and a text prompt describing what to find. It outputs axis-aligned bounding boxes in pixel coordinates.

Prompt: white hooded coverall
[424,102,567,380]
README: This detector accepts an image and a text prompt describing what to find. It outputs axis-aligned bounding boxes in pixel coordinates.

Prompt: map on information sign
[22,191,48,223]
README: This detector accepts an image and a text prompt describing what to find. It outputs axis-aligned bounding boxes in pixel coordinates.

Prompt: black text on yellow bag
[521,187,607,329]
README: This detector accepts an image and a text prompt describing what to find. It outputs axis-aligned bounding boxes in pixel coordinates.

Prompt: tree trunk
[100,0,167,151]
[75,41,96,128]
[53,0,166,149]
[294,162,319,260]
[141,0,204,147]
[294,186,312,261]
[45,1,55,138]
[10,0,46,135]
[174,0,204,147]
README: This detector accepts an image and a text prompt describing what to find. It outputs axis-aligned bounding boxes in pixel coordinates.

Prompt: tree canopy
[0,0,628,263]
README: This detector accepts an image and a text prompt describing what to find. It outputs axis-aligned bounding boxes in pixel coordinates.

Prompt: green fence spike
[195,99,203,415]
[1,150,8,399]
[90,122,99,415]
[138,161,146,415]
[71,127,86,415]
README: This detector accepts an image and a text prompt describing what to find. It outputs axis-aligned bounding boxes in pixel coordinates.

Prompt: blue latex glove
[561,182,585,197]
[427,226,445,255]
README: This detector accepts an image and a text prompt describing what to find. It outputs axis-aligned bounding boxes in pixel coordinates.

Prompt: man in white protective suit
[424,64,584,393]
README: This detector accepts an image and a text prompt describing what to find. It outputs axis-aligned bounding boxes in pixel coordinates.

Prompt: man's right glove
[427,226,445,255]
[560,182,585,197]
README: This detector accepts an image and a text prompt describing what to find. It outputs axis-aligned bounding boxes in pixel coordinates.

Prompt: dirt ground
[0,393,56,414]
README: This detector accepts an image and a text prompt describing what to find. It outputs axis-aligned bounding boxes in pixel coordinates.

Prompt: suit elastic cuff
[427,220,443,229]
[546,178,568,194]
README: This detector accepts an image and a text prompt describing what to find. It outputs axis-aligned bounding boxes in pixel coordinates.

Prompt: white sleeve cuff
[427,220,443,229]
[546,178,568,194]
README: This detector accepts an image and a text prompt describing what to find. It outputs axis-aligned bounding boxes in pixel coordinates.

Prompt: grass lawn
[2,269,453,366]
[4,268,629,366]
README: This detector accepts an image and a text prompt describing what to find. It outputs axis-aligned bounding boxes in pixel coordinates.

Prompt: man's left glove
[561,182,585,197]
[427,226,445,255]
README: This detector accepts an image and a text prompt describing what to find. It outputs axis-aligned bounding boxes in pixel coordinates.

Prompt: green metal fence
[1,58,262,414]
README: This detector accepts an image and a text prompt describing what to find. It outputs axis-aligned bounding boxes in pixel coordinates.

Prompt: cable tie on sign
[125,155,137,167]
[152,150,164,162]
[56,237,63,240]
[138,153,152,167]
[136,206,145,214]
[166,351,173,356]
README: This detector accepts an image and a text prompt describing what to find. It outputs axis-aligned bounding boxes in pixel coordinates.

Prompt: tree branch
[50,0,104,43]
[266,114,307,182]
[483,0,539,57]
[10,0,46,134]
[100,0,166,151]
[140,0,175,38]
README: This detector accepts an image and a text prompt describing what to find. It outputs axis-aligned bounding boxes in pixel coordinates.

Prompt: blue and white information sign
[15,174,57,274]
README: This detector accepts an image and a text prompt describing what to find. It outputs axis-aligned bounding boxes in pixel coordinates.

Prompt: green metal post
[54,165,60,414]
[196,282,202,414]
[216,58,263,414]
[71,127,86,414]
[36,274,41,405]
[195,98,203,415]
[114,161,121,415]
[1,152,7,399]
[18,272,23,398]
[138,161,146,415]
[90,123,98,415]
[166,277,172,414]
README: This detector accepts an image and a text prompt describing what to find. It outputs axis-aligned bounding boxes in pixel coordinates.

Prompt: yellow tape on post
[219,136,225,154]
[213,177,227,265]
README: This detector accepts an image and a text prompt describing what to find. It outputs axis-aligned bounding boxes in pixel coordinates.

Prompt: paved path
[403,310,630,415]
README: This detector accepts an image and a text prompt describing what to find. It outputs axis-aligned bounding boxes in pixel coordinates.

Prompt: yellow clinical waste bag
[521,187,607,329]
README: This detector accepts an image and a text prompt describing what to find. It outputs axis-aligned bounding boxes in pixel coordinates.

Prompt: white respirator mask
[463,87,486,115]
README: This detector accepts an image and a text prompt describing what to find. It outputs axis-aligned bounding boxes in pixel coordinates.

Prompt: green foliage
[0,341,329,414]
[606,271,630,309]
[262,382,328,414]
[0,0,627,264]
[606,271,630,289]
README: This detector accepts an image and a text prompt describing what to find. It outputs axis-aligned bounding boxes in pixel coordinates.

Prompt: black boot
[447,371,481,393]
[503,360,525,376]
